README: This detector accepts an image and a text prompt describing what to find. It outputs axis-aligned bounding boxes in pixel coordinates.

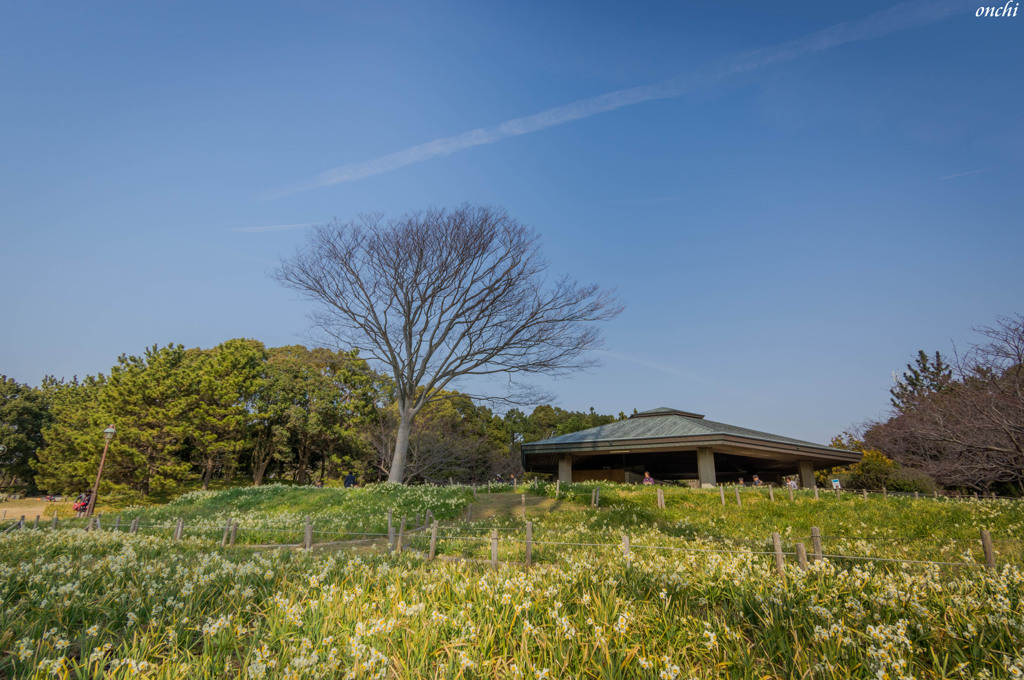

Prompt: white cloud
[268,0,966,198]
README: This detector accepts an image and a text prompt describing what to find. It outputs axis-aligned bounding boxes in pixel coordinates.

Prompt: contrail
[266,0,966,198]
[939,167,995,180]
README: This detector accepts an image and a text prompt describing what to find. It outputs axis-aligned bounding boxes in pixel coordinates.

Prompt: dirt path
[0,499,75,523]
[465,492,567,520]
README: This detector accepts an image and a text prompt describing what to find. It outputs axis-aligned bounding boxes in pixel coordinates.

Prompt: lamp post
[85,425,116,517]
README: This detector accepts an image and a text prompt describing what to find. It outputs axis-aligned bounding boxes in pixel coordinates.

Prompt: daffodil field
[3,483,1024,679]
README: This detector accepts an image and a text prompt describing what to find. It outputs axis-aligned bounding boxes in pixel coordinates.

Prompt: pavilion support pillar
[798,460,816,489]
[696,447,717,488]
[558,454,573,485]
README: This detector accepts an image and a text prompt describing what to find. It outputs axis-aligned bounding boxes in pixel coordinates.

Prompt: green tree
[97,344,195,499]
[33,375,109,495]
[248,346,379,485]
[518,404,622,443]
[0,376,52,489]
[890,350,953,413]
[188,339,267,490]
[35,345,198,500]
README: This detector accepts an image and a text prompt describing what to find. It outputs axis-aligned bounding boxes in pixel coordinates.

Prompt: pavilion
[521,407,861,488]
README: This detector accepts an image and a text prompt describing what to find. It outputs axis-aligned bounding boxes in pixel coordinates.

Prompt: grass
[3,482,1024,678]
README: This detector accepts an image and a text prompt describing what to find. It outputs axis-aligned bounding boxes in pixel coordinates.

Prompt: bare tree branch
[866,314,1024,492]
[275,205,622,482]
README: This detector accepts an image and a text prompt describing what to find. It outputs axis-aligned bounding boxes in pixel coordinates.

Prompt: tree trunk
[201,458,215,491]
[388,410,414,483]
[296,441,310,485]
[253,454,270,486]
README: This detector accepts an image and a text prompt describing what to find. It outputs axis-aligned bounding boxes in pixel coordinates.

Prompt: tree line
[0,340,623,501]
[826,314,1024,495]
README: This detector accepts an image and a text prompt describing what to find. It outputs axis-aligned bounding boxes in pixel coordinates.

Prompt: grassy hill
[4,482,1024,679]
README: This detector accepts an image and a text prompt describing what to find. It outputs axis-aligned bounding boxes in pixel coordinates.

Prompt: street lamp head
[103,424,116,441]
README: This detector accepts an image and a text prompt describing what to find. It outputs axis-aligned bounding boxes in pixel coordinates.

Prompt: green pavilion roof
[524,407,840,455]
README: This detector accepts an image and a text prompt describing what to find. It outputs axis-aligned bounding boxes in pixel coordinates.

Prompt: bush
[822,434,937,492]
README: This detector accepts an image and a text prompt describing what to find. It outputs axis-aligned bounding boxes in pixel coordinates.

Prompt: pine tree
[890,350,953,412]
[0,376,52,488]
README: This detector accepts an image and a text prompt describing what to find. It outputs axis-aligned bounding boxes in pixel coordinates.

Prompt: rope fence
[4,508,1020,575]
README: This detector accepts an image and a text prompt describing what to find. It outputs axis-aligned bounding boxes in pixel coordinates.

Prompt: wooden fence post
[19,515,25,529]
[525,521,533,568]
[387,509,394,547]
[813,487,819,501]
[622,534,630,567]
[555,479,560,497]
[52,512,59,530]
[490,529,499,569]
[934,490,939,498]
[429,520,439,560]
[787,487,794,502]
[397,517,407,553]
[221,520,232,547]
[973,492,979,501]
[980,529,996,570]
[521,494,526,519]
[882,486,887,499]
[114,516,121,531]
[33,515,40,529]
[131,517,139,534]
[229,520,237,547]
[173,518,183,541]
[914,491,920,500]
[768,486,775,502]
[811,527,822,562]
[467,504,473,522]
[95,515,102,531]
[304,516,313,550]
[796,543,808,571]
[862,489,867,500]
[834,488,841,500]
[772,532,785,576]
[734,487,742,507]
[719,485,726,506]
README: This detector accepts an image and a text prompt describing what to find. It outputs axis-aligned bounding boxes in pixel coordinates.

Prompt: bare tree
[866,314,1024,492]
[362,401,497,484]
[276,205,621,483]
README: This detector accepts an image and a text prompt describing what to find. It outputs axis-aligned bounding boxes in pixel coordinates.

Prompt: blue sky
[1,0,1021,443]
